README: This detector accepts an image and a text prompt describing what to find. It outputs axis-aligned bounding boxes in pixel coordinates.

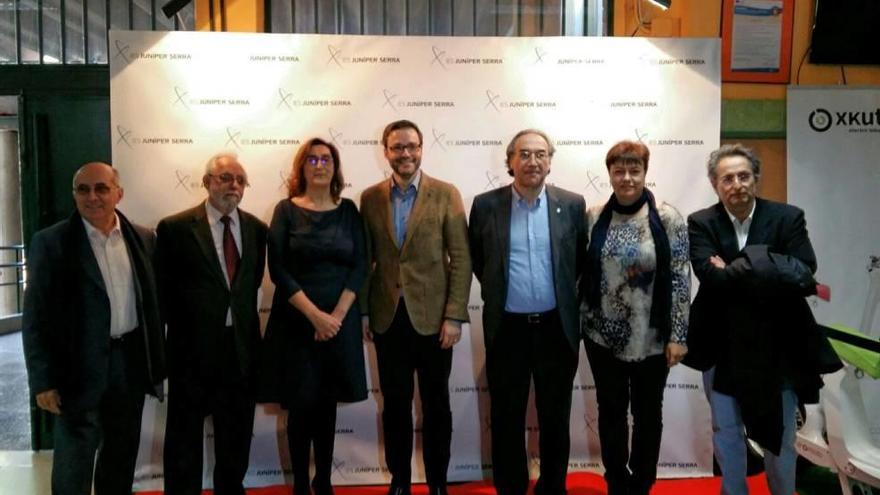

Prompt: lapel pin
[556,207,561,214]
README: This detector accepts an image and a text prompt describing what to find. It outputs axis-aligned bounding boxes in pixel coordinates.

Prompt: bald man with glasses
[23,162,165,495]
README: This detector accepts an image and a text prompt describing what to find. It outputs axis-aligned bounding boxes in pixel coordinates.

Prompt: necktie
[220,215,240,284]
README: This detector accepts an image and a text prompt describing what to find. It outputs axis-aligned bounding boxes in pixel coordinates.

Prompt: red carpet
[138,472,779,494]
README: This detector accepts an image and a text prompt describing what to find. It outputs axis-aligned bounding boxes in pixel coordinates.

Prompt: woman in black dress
[263,137,367,495]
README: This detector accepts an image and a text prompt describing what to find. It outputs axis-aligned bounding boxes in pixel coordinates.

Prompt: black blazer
[468,184,588,354]
[22,210,165,413]
[156,203,268,385]
[687,198,832,453]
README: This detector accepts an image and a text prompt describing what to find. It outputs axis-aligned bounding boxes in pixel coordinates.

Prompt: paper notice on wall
[730,0,785,72]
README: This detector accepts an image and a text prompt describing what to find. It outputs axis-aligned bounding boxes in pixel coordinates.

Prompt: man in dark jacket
[157,152,267,495]
[687,144,832,495]
[22,162,165,495]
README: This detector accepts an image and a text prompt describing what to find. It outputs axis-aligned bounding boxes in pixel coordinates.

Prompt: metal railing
[0,244,25,334]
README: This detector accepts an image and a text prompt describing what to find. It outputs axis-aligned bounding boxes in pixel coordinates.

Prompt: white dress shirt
[205,200,242,326]
[82,214,138,337]
[726,201,756,251]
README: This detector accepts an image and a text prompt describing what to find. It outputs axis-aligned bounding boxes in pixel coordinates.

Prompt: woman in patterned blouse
[582,140,690,495]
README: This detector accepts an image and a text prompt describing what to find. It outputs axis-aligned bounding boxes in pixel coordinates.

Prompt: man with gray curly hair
[687,143,837,495]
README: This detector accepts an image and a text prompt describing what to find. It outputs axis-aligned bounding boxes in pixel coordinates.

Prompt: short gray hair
[202,151,243,185]
[505,128,556,166]
[71,162,120,188]
[707,143,761,181]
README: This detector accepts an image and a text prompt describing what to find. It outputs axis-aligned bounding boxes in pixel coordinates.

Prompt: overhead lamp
[161,0,192,19]
[647,0,672,9]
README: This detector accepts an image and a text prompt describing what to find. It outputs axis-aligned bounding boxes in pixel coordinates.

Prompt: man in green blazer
[360,120,472,495]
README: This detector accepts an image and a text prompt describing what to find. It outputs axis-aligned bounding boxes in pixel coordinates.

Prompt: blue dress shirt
[391,170,421,247]
[505,186,557,313]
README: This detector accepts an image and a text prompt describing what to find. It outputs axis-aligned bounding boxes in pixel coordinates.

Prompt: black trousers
[487,310,578,495]
[52,333,146,495]
[164,327,255,495]
[285,349,339,494]
[584,340,669,495]
[373,300,453,489]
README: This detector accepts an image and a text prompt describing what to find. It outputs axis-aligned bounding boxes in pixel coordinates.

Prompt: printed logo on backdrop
[438,133,502,150]
[276,89,352,110]
[328,128,345,147]
[430,46,503,67]
[635,126,705,147]
[379,90,455,112]
[533,46,547,64]
[557,54,605,65]
[173,86,190,110]
[278,170,291,191]
[113,40,192,63]
[659,461,700,470]
[584,170,604,195]
[808,107,880,133]
[116,125,194,148]
[248,53,300,63]
[430,128,447,151]
[570,460,602,470]
[431,46,447,69]
[175,169,202,193]
[583,413,599,436]
[484,171,503,191]
[352,465,390,475]
[452,384,488,394]
[327,44,401,67]
[646,137,704,147]
[223,127,299,149]
[665,381,700,391]
[484,90,557,112]
[331,457,347,479]
[172,87,250,109]
[638,53,705,67]
[452,462,484,472]
[610,100,659,110]
[134,472,164,483]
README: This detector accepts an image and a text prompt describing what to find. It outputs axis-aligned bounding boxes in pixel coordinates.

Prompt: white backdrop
[787,86,880,440]
[109,31,720,490]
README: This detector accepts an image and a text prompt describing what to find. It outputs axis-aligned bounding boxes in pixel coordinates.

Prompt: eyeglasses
[306,155,334,167]
[73,183,117,196]
[208,173,249,187]
[517,149,549,162]
[718,171,754,187]
[388,143,421,154]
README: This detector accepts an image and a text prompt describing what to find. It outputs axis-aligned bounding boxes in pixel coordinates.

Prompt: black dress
[262,198,368,406]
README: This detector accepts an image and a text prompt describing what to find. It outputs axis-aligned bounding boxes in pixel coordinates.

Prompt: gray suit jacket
[468,184,588,353]
[22,210,165,413]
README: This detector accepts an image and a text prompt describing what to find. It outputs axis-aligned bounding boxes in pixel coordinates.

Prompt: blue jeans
[702,367,798,495]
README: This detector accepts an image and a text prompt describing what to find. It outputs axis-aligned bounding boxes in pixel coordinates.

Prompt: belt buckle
[526,313,542,324]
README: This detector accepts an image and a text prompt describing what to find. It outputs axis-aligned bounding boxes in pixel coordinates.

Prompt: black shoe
[312,480,334,495]
[386,485,412,495]
[428,485,449,495]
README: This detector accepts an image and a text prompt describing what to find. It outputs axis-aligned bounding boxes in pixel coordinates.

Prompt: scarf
[585,188,673,343]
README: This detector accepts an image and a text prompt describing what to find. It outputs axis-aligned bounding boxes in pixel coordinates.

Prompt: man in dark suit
[157,152,267,495]
[360,120,472,495]
[687,144,830,495]
[22,162,165,495]
[468,129,587,495]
